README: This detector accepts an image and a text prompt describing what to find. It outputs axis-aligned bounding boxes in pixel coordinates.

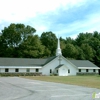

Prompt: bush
[0,72,42,76]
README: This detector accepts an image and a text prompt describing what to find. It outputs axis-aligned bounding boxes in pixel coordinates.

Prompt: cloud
[52,12,100,39]
[0,0,88,22]
[0,0,62,21]
[36,0,100,39]
[0,0,100,39]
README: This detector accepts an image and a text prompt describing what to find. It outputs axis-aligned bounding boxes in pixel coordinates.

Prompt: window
[99,69,100,75]
[5,68,9,72]
[50,69,52,73]
[15,68,19,72]
[68,69,70,73]
[36,69,39,72]
[86,69,88,72]
[26,68,30,72]
[79,69,81,72]
[57,70,58,73]
[93,69,95,72]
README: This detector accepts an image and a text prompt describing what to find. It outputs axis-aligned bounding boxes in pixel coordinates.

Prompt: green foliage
[40,31,57,56]
[19,35,45,58]
[0,23,100,66]
[1,23,36,47]
[76,32,93,46]
[62,43,79,59]
[23,76,100,89]
[80,43,95,61]
[0,72,42,76]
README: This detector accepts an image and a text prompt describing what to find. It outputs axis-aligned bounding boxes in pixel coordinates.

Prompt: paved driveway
[0,77,99,100]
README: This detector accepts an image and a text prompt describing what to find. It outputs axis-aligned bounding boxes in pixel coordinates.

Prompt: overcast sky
[0,0,100,39]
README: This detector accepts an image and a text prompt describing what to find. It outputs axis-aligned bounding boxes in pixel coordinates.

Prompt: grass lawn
[21,75,100,89]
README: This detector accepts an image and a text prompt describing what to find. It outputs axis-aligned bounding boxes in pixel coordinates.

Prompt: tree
[75,46,85,60]
[62,43,78,59]
[40,31,57,56]
[1,23,36,47]
[76,32,93,46]
[19,35,45,58]
[89,37,100,66]
[93,31,100,39]
[80,44,95,61]
[0,35,7,56]
[65,37,76,45]
[60,37,66,50]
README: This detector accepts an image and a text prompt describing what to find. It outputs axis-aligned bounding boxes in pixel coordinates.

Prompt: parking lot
[0,77,100,100]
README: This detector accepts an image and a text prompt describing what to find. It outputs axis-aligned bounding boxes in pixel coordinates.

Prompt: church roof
[0,56,56,67]
[69,60,98,67]
[55,64,64,69]
[0,57,99,68]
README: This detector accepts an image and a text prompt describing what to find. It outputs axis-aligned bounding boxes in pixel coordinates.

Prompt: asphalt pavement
[0,77,99,100]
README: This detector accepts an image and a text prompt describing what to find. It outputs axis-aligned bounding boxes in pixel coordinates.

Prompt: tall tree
[1,23,36,47]
[80,43,95,61]
[40,31,57,56]
[19,35,45,58]
[89,37,100,65]
[76,32,93,46]
[0,35,7,56]
[62,43,78,59]
[93,31,100,39]
[65,37,76,45]
[60,37,66,50]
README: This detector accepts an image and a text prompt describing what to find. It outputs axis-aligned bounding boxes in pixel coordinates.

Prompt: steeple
[56,37,62,56]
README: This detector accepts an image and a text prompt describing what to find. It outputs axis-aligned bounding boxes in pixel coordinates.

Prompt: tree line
[0,23,100,66]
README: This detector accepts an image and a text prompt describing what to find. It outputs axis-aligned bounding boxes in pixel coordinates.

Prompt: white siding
[38,68,42,72]
[61,58,77,75]
[42,56,78,76]
[0,68,42,73]
[19,68,26,72]
[0,68,5,72]
[9,68,15,72]
[96,69,98,73]
[81,69,86,72]
[89,69,93,73]
[30,68,42,72]
[58,65,68,76]
[42,57,59,75]
[78,69,99,74]
[30,68,35,72]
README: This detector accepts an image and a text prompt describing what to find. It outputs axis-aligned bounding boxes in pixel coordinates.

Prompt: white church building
[0,38,100,76]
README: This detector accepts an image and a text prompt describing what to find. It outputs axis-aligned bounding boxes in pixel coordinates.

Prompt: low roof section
[69,60,99,68]
[55,64,64,69]
[0,56,56,67]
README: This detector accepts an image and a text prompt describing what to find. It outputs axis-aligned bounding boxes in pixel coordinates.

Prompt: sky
[0,0,100,39]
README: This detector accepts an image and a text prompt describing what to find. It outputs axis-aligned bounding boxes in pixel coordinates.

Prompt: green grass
[21,75,100,89]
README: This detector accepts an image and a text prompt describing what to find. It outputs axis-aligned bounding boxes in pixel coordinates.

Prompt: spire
[56,37,62,56]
